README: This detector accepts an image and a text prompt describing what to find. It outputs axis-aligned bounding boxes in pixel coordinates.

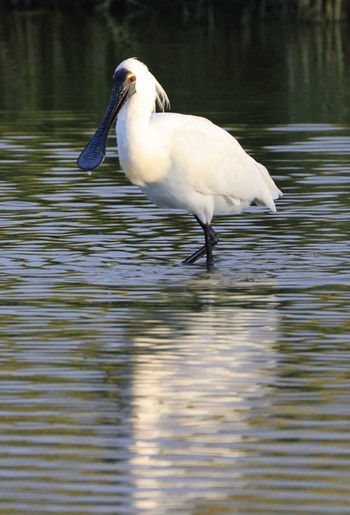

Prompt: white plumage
[78,57,282,267]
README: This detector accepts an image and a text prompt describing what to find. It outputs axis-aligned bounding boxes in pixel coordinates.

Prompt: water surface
[0,12,350,514]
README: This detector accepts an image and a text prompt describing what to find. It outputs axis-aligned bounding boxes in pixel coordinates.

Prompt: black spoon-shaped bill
[77,71,131,172]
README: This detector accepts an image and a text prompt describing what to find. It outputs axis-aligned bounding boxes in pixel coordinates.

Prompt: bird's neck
[117,99,168,185]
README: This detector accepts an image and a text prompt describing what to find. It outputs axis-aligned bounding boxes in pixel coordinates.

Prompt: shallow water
[0,12,350,514]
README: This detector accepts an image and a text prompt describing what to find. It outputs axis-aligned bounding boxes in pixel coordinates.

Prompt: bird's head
[77,58,169,172]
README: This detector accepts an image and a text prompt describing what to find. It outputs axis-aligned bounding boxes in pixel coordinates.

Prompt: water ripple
[1,42,350,515]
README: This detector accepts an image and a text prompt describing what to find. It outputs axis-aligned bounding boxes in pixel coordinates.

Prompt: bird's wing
[170,115,281,210]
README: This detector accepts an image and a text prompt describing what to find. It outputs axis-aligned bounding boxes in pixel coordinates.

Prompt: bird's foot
[182,244,207,265]
[182,234,219,266]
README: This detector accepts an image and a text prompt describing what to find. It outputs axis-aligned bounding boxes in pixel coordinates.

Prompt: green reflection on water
[1,12,350,124]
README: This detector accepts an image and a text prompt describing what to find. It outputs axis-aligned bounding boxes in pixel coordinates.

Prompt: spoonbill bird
[77,58,282,267]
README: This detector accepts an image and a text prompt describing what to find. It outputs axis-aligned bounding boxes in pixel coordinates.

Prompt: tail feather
[255,162,282,211]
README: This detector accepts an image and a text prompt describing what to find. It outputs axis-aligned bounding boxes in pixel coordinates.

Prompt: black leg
[183,215,219,266]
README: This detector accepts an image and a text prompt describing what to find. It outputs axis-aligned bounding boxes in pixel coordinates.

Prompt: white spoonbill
[77,57,282,267]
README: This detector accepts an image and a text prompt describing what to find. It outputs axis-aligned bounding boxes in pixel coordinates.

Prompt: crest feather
[155,79,170,112]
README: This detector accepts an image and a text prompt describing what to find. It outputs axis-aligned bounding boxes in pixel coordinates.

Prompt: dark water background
[0,11,350,514]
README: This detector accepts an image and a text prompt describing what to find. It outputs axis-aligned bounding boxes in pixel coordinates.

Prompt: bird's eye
[128,74,136,84]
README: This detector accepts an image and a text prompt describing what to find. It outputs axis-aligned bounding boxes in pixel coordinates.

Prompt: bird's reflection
[124,279,280,512]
